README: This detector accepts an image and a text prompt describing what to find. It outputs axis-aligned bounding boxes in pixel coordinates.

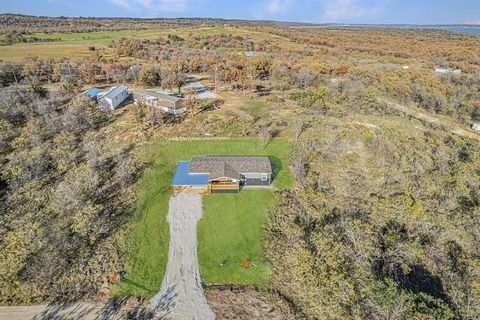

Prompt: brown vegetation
[0,15,479,319]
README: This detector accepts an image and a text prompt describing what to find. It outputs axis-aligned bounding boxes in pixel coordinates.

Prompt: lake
[443,26,480,35]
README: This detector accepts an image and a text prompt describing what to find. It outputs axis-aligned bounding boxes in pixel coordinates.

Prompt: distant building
[132,88,186,114]
[435,66,461,75]
[472,122,480,131]
[244,51,255,57]
[97,85,129,111]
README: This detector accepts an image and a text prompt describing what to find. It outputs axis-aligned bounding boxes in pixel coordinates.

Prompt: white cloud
[321,0,388,22]
[110,0,187,13]
[265,0,294,15]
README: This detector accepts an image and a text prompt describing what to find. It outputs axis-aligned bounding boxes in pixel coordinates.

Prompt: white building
[472,123,480,131]
[97,85,129,111]
[435,66,461,75]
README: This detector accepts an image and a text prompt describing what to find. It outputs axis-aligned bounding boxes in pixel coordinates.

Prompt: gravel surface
[150,193,215,320]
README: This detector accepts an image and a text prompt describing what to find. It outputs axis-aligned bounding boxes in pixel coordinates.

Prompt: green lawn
[199,190,274,286]
[112,138,292,298]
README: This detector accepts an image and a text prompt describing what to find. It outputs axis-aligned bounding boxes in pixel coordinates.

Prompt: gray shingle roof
[190,156,271,180]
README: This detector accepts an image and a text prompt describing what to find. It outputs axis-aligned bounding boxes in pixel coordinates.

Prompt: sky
[1,0,480,25]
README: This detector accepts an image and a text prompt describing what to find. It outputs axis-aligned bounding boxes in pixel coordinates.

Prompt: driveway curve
[150,192,215,320]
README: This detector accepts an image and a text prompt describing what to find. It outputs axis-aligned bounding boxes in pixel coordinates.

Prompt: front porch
[207,180,240,193]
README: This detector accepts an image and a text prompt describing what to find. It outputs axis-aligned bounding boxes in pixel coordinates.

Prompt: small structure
[435,66,461,75]
[133,88,186,114]
[74,87,103,102]
[82,87,104,101]
[472,122,480,131]
[244,51,255,57]
[97,85,129,111]
[172,156,272,194]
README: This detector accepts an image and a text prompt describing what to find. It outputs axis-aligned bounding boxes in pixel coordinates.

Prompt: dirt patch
[205,287,297,320]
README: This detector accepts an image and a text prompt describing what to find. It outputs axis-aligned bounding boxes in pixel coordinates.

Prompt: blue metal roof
[84,88,104,98]
[172,161,209,187]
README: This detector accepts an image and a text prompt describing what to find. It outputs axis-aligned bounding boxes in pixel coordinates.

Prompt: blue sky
[2,0,480,24]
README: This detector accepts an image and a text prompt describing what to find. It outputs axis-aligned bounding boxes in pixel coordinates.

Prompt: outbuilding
[97,85,129,111]
[172,156,272,194]
[435,66,461,75]
[472,122,480,131]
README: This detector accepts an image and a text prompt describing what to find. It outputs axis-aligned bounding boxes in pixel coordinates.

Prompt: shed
[84,88,104,100]
[74,87,104,102]
[98,85,129,111]
[435,66,461,75]
[472,123,480,131]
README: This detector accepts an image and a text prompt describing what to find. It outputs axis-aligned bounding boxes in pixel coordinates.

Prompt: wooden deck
[207,182,240,193]
[172,182,240,196]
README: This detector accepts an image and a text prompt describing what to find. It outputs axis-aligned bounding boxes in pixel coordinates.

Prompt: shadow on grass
[117,278,151,293]
[268,155,282,182]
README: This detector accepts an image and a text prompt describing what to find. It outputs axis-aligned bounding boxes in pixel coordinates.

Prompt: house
[435,66,461,75]
[133,88,186,114]
[472,123,480,131]
[97,85,129,111]
[172,156,272,194]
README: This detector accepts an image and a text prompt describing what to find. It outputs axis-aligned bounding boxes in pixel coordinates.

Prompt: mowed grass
[198,190,274,286]
[112,138,292,298]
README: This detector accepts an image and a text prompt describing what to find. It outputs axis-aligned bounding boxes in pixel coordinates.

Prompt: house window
[261,173,268,181]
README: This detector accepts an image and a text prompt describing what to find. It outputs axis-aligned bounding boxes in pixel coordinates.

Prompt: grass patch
[0,27,256,60]
[198,190,274,286]
[112,138,292,298]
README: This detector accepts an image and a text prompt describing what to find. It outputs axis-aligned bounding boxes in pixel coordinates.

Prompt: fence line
[167,136,231,141]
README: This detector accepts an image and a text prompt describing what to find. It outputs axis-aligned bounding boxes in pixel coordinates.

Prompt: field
[0,27,258,60]
[111,138,292,298]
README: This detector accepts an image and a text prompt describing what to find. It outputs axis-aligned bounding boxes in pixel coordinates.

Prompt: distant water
[442,26,480,35]
[299,24,480,36]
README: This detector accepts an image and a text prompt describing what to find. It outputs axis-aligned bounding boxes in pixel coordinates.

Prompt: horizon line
[1,12,479,27]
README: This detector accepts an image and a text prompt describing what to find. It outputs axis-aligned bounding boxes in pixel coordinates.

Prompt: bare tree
[257,122,271,148]
[238,111,249,136]
[294,119,306,143]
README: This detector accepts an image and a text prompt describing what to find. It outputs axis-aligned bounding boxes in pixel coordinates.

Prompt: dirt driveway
[150,193,215,320]
[381,98,480,141]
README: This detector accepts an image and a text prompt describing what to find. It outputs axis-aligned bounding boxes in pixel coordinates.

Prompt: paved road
[150,193,215,320]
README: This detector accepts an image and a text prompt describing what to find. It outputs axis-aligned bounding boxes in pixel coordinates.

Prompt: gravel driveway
[150,193,215,320]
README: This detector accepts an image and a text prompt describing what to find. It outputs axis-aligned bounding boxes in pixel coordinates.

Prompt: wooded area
[0,14,479,319]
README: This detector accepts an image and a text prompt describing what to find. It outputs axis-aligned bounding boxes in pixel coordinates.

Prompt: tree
[246,55,272,80]
[139,66,161,87]
[257,122,271,147]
